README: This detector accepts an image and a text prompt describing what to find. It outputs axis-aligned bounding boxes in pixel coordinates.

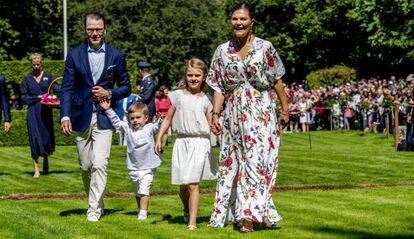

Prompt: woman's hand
[279,110,289,128]
[210,114,223,135]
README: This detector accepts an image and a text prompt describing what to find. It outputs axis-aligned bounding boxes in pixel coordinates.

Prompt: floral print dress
[206,37,285,227]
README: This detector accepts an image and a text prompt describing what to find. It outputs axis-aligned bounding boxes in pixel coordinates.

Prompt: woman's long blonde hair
[178,58,208,93]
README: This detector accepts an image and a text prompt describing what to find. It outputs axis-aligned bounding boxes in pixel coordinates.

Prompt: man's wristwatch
[107,89,112,100]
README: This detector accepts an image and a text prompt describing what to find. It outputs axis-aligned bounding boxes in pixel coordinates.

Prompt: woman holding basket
[21,53,60,178]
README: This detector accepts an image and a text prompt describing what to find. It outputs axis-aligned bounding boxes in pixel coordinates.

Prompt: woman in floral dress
[207,3,289,232]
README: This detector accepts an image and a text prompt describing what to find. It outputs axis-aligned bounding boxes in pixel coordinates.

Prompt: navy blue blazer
[0,75,11,123]
[60,43,131,131]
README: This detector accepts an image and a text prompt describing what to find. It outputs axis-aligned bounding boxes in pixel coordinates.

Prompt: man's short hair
[84,12,106,28]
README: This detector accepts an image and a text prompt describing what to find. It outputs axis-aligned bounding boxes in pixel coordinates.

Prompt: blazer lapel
[81,43,94,84]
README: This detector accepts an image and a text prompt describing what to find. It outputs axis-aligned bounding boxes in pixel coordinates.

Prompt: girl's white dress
[169,89,217,185]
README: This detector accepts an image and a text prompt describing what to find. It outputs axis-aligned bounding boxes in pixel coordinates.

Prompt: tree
[67,0,228,86]
[0,0,63,60]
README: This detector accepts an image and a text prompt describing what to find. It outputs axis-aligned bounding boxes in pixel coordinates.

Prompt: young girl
[155,58,217,230]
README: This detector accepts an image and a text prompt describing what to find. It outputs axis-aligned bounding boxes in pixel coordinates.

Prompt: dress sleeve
[169,90,177,107]
[265,43,285,84]
[206,46,226,95]
[205,96,213,115]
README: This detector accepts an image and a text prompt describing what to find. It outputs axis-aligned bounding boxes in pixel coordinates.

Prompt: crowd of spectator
[277,74,414,136]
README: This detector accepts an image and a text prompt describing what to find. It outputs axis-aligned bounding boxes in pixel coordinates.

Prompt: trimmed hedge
[0,109,122,146]
[0,59,139,98]
[306,65,356,88]
[0,109,74,146]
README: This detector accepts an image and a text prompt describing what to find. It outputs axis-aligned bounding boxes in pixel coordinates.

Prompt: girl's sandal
[187,224,197,230]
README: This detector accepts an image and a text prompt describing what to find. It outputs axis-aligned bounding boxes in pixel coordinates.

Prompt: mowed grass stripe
[0,186,413,239]
[1,131,414,196]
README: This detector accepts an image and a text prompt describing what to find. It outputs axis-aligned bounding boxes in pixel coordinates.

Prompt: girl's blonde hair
[178,58,208,93]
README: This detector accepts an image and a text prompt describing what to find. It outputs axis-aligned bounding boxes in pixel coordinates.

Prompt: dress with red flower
[206,37,284,227]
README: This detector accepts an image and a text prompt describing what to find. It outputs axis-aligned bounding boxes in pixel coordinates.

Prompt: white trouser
[75,113,113,218]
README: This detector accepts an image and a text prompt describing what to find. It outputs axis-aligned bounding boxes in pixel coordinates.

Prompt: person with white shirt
[100,100,161,220]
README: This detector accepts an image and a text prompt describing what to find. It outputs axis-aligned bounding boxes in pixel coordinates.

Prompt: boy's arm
[105,108,128,133]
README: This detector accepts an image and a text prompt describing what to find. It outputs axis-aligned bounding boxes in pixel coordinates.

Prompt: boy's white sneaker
[87,215,99,222]
[137,214,147,220]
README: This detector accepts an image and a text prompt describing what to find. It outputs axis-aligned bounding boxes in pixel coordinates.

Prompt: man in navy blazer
[0,75,11,133]
[60,12,131,222]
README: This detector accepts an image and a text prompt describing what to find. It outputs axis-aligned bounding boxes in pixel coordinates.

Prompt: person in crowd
[332,98,342,130]
[137,61,157,122]
[21,53,59,178]
[100,100,161,220]
[155,85,171,147]
[155,58,217,231]
[343,104,353,131]
[298,94,311,132]
[60,12,131,222]
[207,3,289,232]
[0,75,11,133]
[289,100,299,132]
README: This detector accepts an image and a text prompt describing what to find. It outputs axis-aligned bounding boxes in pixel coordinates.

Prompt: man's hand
[4,122,11,133]
[61,120,72,136]
[92,86,109,101]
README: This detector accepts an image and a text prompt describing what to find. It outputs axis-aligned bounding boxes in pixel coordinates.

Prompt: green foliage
[0,19,20,60]
[306,65,356,88]
[0,110,74,147]
[0,0,63,60]
[1,1,413,82]
[347,0,414,64]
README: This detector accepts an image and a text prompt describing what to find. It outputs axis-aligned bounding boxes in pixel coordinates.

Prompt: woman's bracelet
[211,111,220,117]
[280,110,289,116]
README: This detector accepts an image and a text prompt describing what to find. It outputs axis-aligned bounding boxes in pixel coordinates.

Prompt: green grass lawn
[0,187,413,239]
[0,131,413,196]
[0,131,413,238]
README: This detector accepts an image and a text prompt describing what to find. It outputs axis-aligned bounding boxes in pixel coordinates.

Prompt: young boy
[100,100,162,220]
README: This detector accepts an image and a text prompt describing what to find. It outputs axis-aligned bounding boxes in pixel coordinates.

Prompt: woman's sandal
[239,219,254,233]
[187,224,197,230]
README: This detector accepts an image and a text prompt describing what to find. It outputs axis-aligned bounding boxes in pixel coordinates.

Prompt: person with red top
[155,85,171,147]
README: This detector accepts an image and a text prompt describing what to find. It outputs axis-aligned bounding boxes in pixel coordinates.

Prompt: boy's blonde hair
[128,102,149,116]
[178,58,208,93]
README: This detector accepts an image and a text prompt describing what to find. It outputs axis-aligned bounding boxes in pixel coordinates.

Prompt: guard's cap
[137,61,151,69]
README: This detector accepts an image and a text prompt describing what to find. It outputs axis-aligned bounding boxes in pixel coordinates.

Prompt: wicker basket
[40,77,61,108]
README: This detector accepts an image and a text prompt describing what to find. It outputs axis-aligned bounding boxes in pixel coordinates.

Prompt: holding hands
[209,112,222,135]
[92,86,110,101]
[99,98,111,111]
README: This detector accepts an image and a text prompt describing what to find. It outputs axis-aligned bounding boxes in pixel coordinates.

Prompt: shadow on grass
[60,208,124,217]
[147,214,211,225]
[24,170,74,176]
[0,172,11,176]
[308,226,414,239]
